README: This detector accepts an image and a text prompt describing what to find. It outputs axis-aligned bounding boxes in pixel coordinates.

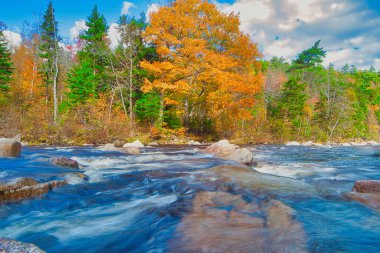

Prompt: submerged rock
[353,180,380,194]
[123,140,145,148]
[0,238,45,253]
[203,165,316,194]
[169,191,306,253]
[204,140,253,165]
[0,178,66,202]
[52,157,79,169]
[123,147,141,155]
[0,138,21,157]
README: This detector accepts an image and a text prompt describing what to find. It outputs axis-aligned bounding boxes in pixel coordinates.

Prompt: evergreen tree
[80,5,109,92]
[278,78,308,129]
[291,40,326,70]
[39,1,60,122]
[0,30,13,91]
[65,60,97,107]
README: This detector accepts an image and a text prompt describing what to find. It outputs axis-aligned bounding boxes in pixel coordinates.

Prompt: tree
[292,40,326,70]
[64,60,96,108]
[141,0,262,135]
[80,5,109,92]
[0,29,13,96]
[39,1,60,123]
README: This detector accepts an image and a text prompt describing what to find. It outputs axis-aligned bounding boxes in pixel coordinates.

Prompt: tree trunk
[158,92,164,127]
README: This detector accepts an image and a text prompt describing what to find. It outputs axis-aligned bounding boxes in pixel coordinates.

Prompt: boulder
[123,140,145,148]
[188,140,201,146]
[0,138,21,157]
[113,140,126,148]
[169,191,306,253]
[204,140,253,165]
[148,141,159,146]
[286,141,301,146]
[0,238,45,253]
[222,148,253,165]
[301,141,313,146]
[123,147,141,155]
[0,178,66,202]
[347,192,380,211]
[353,180,380,194]
[52,157,79,169]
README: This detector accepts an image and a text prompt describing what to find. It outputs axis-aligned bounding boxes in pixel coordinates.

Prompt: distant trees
[0,28,13,105]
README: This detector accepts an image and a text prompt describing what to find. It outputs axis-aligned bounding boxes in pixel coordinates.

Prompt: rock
[368,140,378,146]
[286,141,301,146]
[204,140,253,165]
[0,178,66,202]
[347,192,380,211]
[301,141,313,146]
[351,142,367,146]
[188,140,201,146]
[97,143,118,151]
[113,140,126,148]
[222,148,253,165]
[123,147,141,155]
[0,138,21,157]
[0,238,45,253]
[353,180,380,194]
[148,141,159,146]
[202,165,316,194]
[52,157,79,169]
[341,142,351,146]
[123,140,145,148]
[169,191,306,253]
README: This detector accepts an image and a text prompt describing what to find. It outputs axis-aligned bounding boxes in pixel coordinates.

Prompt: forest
[0,0,379,145]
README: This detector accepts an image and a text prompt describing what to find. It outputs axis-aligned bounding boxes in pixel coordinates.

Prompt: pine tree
[79,5,109,92]
[39,1,60,122]
[0,30,13,91]
[65,60,96,107]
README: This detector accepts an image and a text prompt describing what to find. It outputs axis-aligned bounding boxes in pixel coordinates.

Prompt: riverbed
[0,145,380,252]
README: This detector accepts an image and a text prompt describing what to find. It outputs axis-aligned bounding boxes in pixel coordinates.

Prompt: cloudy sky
[1,0,379,69]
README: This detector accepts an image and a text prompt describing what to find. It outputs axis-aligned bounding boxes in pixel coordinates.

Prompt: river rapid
[0,145,380,252]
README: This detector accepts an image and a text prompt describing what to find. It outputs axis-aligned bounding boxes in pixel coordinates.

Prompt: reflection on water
[0,145,379,252]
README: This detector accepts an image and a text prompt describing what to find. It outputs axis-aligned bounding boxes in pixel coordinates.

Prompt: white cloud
[146,3,160,22]
[216,0,380,69]
[2,30,22,48]
[108,23,121,49]
[121,1,135,15]
[70,20,87,40]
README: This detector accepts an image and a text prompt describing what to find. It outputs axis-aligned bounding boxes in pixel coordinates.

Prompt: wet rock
[346,192,380,211]
[222,148,253,165]
[169,191,306,253]
[204,140,253,165]
[52,157,79,169]
[0,138,21,157]
[123,140,145,148]
[0,178,66,202]
[353,180,380,194]
[0,238,45,253]
[123,147,141,155]
[286,141,301,146]
[113,140,126,148]
[203,165,316,194]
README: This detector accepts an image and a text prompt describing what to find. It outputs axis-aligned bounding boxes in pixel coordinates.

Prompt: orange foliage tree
[140,0,262,136]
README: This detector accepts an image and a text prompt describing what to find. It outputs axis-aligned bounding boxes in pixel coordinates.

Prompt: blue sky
[1,0,380,69]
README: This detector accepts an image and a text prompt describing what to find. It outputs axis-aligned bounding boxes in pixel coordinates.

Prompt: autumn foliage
[141,0,262,137]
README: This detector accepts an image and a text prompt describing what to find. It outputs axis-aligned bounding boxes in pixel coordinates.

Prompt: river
[0,145,380,252]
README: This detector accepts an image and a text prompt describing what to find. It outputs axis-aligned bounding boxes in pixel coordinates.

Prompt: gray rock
[52,157,79,169]
[0,138,21,157]
[123,147,141,155]
[113,140,126,148]
[0,238,45,253]
[123,140,145,148]
[203,140,253,165]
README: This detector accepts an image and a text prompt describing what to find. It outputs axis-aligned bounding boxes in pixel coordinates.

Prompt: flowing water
[0,145,380,252]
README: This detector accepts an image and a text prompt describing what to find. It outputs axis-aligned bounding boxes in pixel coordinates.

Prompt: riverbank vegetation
[0,0,379,144]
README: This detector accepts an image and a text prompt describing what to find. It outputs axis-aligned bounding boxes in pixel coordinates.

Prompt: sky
[1,0,380,69]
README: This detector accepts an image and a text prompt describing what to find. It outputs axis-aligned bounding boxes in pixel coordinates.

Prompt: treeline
[0,0,379,144]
